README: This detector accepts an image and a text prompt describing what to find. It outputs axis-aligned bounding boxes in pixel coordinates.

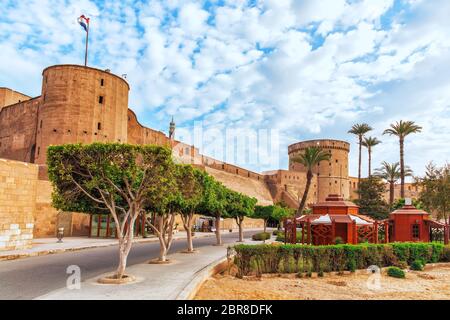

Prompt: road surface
[0,231,259,300]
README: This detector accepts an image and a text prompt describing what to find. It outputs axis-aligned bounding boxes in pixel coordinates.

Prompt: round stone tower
[34,65,129,165]
[288,139,350,202]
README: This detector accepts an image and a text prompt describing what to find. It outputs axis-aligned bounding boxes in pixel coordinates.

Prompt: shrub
[252,232,271,241]
[442,246,450,262]
[273,230,281,236]
[387,267,405,278]
[275,231,303,243]
[333,237,344,245]
[233,242,446,276]
[410,260,424,271]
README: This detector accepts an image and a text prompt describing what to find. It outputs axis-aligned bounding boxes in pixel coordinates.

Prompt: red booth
[292,194,377,245]
[387,202,449,244]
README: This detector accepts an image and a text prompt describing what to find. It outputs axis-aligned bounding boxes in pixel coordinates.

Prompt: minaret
[169,116,176,140]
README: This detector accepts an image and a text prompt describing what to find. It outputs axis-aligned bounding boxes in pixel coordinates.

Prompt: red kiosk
[290,194,377,245]
[385,199,449,244]
[284,197,449,245]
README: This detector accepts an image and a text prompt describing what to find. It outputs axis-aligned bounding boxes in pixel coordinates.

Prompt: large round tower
[34,65,129,165]
[288,139,350,202]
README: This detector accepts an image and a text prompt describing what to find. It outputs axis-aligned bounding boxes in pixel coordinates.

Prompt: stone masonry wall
[33,180,90,238]
[0,159,36,251]
[0,87,31,110]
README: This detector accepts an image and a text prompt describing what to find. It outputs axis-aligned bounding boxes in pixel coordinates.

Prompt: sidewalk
[0,231,218,261]
[35,236,273,300]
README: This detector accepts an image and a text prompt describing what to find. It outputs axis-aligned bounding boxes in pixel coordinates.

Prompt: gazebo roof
[296,214,372,226]
[390,205,430,216]
[312,194,359,209]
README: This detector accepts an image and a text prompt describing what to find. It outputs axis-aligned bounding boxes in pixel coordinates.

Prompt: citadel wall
[205,166,273,206]
[264,170,317,208]
[288,139,350,202]
[0,64,426,242]
[34,65,129,166]
[0,159,36,250]
[0,87,31,110]
[127,109,169,146]
[0,97,41,163]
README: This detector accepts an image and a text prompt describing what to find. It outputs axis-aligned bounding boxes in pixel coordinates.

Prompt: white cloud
[1,0,449,175]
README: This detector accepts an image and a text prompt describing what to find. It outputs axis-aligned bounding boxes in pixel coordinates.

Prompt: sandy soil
[194,263,450,300]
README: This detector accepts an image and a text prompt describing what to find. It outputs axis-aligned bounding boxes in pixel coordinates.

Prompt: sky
[1,0,449,177]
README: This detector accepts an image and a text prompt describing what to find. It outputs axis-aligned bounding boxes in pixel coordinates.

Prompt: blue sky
[1,0,449,177]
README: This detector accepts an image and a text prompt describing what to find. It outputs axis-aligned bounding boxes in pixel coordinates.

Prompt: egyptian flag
[78,15,90,32]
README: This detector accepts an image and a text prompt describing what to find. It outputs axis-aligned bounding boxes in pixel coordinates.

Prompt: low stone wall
[0,159,36,250]
[33,180,90,238]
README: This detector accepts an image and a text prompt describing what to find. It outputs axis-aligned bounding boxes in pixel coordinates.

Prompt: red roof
[390,205,430,216]
[312,194,359,208]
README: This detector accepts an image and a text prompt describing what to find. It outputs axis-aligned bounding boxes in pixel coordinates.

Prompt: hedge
[232,243,448,277]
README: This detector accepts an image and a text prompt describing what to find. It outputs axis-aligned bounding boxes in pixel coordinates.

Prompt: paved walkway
[35,235,273,300]
[0,231,219,261]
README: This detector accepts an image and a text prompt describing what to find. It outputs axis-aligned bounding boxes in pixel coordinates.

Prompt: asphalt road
[0,231,259,300]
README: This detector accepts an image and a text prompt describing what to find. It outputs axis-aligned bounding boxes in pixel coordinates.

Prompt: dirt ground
[194,263,450,300]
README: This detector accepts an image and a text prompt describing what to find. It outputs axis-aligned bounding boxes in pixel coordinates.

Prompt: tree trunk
[400,137,405,198]
[358,135,362,198]
[297,170,313,216]
[115,214,137,279]
[389,181,395,209]
[263,219,267,233]
[236,217,244,242]
[182,213,194,252]
[215,214,222,245]
[159,236,168,262]
[150,214,174,262]
[368,147,372,177]
[117,239,128,279]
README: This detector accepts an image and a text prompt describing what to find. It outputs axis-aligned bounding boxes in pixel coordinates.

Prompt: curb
[0,233,217,262]
[176,236,278,300]
[175,254,231,300]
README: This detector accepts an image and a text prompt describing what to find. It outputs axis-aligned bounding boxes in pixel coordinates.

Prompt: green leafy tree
[272,204,294,230]
[225,191,257,242]
[252,205,274,233]
[355,177,390,220]
[383,120,422,198]
[392,198,423,210]
[176,166,205,253]
[144,161,179,262]
[374,161,413,209]
[198,177,229,245]
[291,147,331,215]
[47,143,173,278]
[362,136,381,177]
[416,162,450,224]
[348,123,373,193]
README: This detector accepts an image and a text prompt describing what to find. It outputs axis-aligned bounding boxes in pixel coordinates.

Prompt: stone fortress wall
[0,159,36,251]
[0,87,31,112]
[288,139,350,202]
[0,64,408,249]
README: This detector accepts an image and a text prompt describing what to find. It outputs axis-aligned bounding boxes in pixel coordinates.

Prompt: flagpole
[84,22,89,66]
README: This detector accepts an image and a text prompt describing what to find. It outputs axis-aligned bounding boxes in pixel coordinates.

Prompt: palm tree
[374,162,413,208]
[291,147,331,216]
[348,123,373,196]
[362,136,381,177]
[383,121,422,198]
